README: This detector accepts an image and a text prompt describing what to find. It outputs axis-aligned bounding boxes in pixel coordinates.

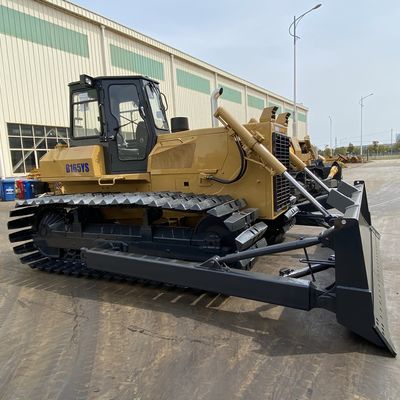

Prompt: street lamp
[329,115,333,156]
[289,3,322,138]
[360,93,373,156]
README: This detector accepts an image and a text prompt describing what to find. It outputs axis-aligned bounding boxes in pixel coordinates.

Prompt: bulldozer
[8,75,395,355]
[290,135,343,198]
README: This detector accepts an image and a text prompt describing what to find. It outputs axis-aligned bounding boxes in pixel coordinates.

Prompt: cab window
[109,85,149,161]
[72,89,101,138]
[146,84,169,131]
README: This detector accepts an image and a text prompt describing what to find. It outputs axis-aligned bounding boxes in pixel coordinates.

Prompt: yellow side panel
[148,126,278,219]
[148,128,228,173]
[39,145,105,179]
[150,142,196,169]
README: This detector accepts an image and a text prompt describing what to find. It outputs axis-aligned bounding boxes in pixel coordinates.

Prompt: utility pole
[289,4,322,138]
[329,116,332,156]
[360,93,374,156]
[391,128,393,156]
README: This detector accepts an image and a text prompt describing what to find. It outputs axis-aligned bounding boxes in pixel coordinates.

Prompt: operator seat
[135,121,148,158]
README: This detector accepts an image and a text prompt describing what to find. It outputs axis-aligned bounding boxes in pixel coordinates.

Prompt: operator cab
[69,74,169,174]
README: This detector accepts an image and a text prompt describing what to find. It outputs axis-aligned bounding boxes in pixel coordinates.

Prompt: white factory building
[0,0,308,178]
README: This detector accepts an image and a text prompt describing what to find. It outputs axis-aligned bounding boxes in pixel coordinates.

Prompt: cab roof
[69,74,159,88]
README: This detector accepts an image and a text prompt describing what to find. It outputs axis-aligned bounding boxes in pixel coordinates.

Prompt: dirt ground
[0,159,399,400]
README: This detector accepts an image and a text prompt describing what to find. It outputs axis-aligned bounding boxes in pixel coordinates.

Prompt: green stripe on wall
[110,44,164,80]
[298,112,307,123]
[220,85,242,104]
[283,108,307,122]
[0,5,89,57]
[247,94,264,110]
[176,69,210,94]
[268,101,282,113]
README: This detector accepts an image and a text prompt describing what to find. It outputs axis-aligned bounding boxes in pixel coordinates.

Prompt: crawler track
[8,192,273,283]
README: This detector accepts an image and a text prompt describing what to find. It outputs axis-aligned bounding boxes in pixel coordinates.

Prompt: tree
[379,144,389,154]
[334,146,347,155]
[372,141,379,154]
[347,142,354,154]
[352,146,360,155]
[368,141,380,155]
[367,144,375,154]
[323,146,332,157]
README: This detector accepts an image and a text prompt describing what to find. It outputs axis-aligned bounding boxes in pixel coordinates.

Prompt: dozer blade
[328,180,396,355]
[79,179,395,355]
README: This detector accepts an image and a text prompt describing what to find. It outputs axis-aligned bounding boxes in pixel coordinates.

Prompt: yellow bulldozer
[8,75,395,355]
[290,136,342,198]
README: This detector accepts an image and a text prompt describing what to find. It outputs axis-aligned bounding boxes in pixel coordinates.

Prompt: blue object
[1,178,16,201]
[23,179,40,199]
[23,179,33,199]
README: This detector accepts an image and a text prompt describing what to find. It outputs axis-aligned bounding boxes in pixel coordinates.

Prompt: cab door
[103,80,156,174]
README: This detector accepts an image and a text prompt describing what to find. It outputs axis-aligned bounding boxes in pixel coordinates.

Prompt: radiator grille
[272,133,291,212]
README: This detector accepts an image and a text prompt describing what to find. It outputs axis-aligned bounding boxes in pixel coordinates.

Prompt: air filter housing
[171,117,189,133]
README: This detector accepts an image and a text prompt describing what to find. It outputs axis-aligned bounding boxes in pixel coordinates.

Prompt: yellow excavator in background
[7,75,395,355]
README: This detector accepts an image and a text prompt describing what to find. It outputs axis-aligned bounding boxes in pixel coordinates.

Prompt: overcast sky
[72,0,400,148]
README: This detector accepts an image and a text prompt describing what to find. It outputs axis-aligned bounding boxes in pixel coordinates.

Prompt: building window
[7,123,70,174]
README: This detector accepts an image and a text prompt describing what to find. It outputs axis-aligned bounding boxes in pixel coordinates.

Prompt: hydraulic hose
[207,137,247,184]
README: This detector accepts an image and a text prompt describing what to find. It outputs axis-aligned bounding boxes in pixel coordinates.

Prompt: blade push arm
[214,107,332,218]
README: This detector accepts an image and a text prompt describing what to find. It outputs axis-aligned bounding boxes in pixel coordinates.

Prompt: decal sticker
[65,162,90,173]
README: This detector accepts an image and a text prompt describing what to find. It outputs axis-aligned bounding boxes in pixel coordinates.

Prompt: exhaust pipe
[211,87,224,128]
